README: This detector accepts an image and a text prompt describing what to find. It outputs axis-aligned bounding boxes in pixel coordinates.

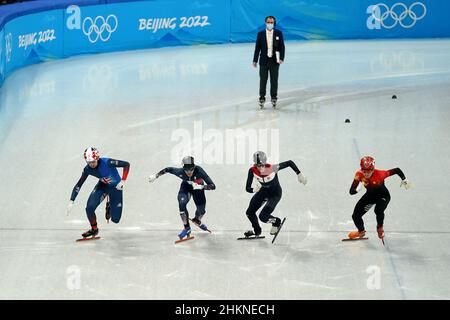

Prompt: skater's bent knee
[196,205,206,215]
[352,213,362,220]
[246,208,256,216]
[259,213,270,223]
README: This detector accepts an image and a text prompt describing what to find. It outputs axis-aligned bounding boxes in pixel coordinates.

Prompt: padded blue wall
[1,0,449,86]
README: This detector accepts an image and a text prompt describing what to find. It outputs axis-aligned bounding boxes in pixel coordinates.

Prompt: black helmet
[253,151,267,165]
[182,156,195,170]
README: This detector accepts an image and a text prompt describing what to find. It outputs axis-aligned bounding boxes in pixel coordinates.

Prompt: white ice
[0,39,450,299]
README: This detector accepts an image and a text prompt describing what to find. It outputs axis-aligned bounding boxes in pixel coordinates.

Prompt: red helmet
[360,156,375,170]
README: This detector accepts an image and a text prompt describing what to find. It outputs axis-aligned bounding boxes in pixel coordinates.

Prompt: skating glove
[356,184,363,193]
[66,200,74,216]
[298,172,307,185]
[252,183,261,193]
[191,182,204,190]
[116,180,125,190]
[400,179,411,190]
[148,173,158,183]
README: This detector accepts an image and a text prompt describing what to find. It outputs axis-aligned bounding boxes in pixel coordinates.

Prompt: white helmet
[84,147,100,162]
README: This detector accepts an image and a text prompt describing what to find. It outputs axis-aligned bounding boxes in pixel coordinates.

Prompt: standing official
[253,16,285,108]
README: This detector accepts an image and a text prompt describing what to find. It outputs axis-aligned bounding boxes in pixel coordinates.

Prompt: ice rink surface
[0,39,449,299]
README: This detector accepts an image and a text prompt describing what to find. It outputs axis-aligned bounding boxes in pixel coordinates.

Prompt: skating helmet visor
[183,165,195,172]
[182,156,195,172]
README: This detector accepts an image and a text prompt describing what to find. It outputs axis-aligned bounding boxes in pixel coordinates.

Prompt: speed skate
[75,236,101,242]
[175,236,195,244]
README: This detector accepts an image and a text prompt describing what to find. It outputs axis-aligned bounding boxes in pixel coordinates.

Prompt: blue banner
[0,28,4,83]
[3,10,63,76]
[230,0,450,42]
[63,0,230,56]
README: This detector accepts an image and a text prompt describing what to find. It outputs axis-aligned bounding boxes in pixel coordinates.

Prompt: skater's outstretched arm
[387,168,406,180]
[276,160,301,174]
[108,159,130,181]
[276,160,307,185]
[158,167,181,177]
[148,167,181,183]
[388,168,411,189]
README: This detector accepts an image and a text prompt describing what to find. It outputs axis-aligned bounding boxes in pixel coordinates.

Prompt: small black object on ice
[345,119,351,123]
[392,94,397,99]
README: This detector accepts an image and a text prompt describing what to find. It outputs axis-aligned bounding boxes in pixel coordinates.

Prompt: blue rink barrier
[1,0,450,87]
[230,0,450,41]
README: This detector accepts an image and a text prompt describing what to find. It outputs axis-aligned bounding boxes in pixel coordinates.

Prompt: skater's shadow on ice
[96,231,163,259]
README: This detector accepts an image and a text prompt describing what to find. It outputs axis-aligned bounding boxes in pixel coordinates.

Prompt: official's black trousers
[352,188,391,231]
[259,57,280,100]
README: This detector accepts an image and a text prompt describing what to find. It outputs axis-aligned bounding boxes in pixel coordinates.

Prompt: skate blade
[76,236,101,242]
[188,218,212,233]
[272,217,286,244]
[175,236,195,244]
[341,237,369,242]
[237,236,265,240]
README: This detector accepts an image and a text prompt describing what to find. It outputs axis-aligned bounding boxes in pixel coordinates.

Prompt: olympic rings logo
[368,2,426,29]
[82,15,118,43]
[5,33,12,62]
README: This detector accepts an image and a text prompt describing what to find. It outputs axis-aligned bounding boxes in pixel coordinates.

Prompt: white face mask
[266,23,274,30]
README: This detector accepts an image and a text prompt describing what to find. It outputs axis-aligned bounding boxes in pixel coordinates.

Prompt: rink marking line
[352,138,362,160]
[288,279,340,290]
[383,238,407,300]
[123,86,313,131]
[125,97,257,130]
